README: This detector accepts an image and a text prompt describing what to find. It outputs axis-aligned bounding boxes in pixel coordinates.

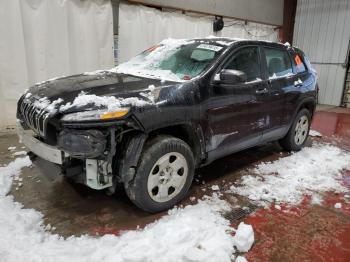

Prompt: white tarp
[118,3,279,63]
[0,0,114,129]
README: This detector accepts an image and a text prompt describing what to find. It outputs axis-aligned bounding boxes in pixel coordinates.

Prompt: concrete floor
[1,106,350,260]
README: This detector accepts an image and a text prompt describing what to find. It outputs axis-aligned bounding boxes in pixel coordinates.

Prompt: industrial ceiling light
[213,16,224,32]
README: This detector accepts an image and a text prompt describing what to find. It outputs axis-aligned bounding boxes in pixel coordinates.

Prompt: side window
[293,53,307,73]
[223,47,261,82]
[264,48,293,78]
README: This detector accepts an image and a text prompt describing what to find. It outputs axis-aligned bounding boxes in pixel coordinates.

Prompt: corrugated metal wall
[293,0,350,106]
[344,65,350,107]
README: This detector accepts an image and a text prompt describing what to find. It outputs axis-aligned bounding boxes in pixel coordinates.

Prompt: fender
[288,96,317,130]
[295,96,317,117]
[119,132,147,184]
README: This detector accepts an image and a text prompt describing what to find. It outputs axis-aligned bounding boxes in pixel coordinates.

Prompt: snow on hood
[23,84,158,116]
[59,91,151,112]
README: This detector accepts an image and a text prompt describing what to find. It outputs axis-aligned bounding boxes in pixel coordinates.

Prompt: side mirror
[219,69,247,84]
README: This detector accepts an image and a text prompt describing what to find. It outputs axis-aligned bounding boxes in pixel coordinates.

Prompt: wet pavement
[1,107,350,260]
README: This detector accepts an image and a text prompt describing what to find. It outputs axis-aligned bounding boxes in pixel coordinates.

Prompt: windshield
[115,39,225,82]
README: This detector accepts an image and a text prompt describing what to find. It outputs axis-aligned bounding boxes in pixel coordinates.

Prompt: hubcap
[294,115,309,145]
[147,152,188,203]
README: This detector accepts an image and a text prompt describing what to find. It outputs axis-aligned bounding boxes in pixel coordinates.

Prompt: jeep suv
[17,38,317,212]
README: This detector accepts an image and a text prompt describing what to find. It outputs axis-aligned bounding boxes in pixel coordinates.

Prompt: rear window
[264,48,293,78]
[293,53,307,73]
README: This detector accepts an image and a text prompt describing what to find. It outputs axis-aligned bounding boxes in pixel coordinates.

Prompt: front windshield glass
[115,39,225,82]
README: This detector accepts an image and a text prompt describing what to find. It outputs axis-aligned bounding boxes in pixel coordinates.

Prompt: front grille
[18,97,51,137]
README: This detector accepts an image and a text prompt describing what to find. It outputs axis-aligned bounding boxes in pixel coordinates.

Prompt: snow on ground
[334,203,342,209]
[235,256,248,262]
[12,151,27,156]
[0,157,254,262]
[309,130,322,137]
[233,223,254,252]
[230,143,350,207]
[0,156,31,196]
[211,185,220,191]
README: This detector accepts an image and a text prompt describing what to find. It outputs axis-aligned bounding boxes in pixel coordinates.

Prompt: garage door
[293,0,350,106]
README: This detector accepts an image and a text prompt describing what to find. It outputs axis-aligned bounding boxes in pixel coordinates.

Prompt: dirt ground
[1,106,350,261]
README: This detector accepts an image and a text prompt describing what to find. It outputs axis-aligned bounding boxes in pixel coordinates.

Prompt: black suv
[17,38,317,212]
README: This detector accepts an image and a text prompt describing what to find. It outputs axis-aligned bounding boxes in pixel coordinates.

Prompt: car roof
[194,37,292,49]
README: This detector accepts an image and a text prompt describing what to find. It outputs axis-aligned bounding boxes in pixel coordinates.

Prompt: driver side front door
[206,46,270,162]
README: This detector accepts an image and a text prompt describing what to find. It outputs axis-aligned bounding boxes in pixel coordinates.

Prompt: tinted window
[264,48,293,78]
[293,53,307,73]
[223,47,261,82]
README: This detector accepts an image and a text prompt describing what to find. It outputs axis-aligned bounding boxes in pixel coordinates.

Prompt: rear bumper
[16,121,64,165]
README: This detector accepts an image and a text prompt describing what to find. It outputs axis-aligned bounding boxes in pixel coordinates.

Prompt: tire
[124,135,195,213]
[279,108,311,152]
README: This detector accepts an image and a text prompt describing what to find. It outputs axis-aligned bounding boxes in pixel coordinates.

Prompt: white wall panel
[293,0,350,106]
[128,0,284,26]
[0,0,114,129]
[118,3,279,63]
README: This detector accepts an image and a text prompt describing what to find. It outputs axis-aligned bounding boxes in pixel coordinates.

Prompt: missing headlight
[58,129,106,159]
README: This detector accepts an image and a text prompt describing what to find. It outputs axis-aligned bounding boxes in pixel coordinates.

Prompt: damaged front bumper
[16,121,113,190]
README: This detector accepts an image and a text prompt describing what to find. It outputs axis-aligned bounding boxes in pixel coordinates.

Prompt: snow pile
[33,97,64,113]
[0,157,256,262]
[231,143,350,206]
[0,156,31,196]
[334,203,342,209]
[309,130,322,137]
[233,222,254,252]
[236,256,248,262]
[12,151,27,157]
[211,185,220,191]
[60,91,151,112]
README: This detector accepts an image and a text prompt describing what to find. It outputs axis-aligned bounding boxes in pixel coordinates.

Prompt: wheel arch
[296,97,317,119]
[147,123,206,167]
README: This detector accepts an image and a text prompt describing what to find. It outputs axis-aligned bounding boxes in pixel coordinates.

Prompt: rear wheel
[124,135,194,213]
[279,108,311,151]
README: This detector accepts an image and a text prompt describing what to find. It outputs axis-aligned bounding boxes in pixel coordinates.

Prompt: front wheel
[279,108,311,151]
[124,135,194,213]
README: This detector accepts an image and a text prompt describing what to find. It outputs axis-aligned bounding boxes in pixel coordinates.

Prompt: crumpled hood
[24,71,177,113]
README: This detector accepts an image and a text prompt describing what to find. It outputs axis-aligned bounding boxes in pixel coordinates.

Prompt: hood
[24,72,177,113]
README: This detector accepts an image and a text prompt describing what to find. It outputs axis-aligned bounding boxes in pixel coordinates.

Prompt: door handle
[256,88,268,94]
[294,78,303,87]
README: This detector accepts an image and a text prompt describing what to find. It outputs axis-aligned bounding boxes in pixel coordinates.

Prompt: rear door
[206,45,270,161]
[287,49,315,116]
[261,46,296,140]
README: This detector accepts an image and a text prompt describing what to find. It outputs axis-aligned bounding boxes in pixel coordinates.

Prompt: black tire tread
[279,108,311,151]
[124,135,194,213]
